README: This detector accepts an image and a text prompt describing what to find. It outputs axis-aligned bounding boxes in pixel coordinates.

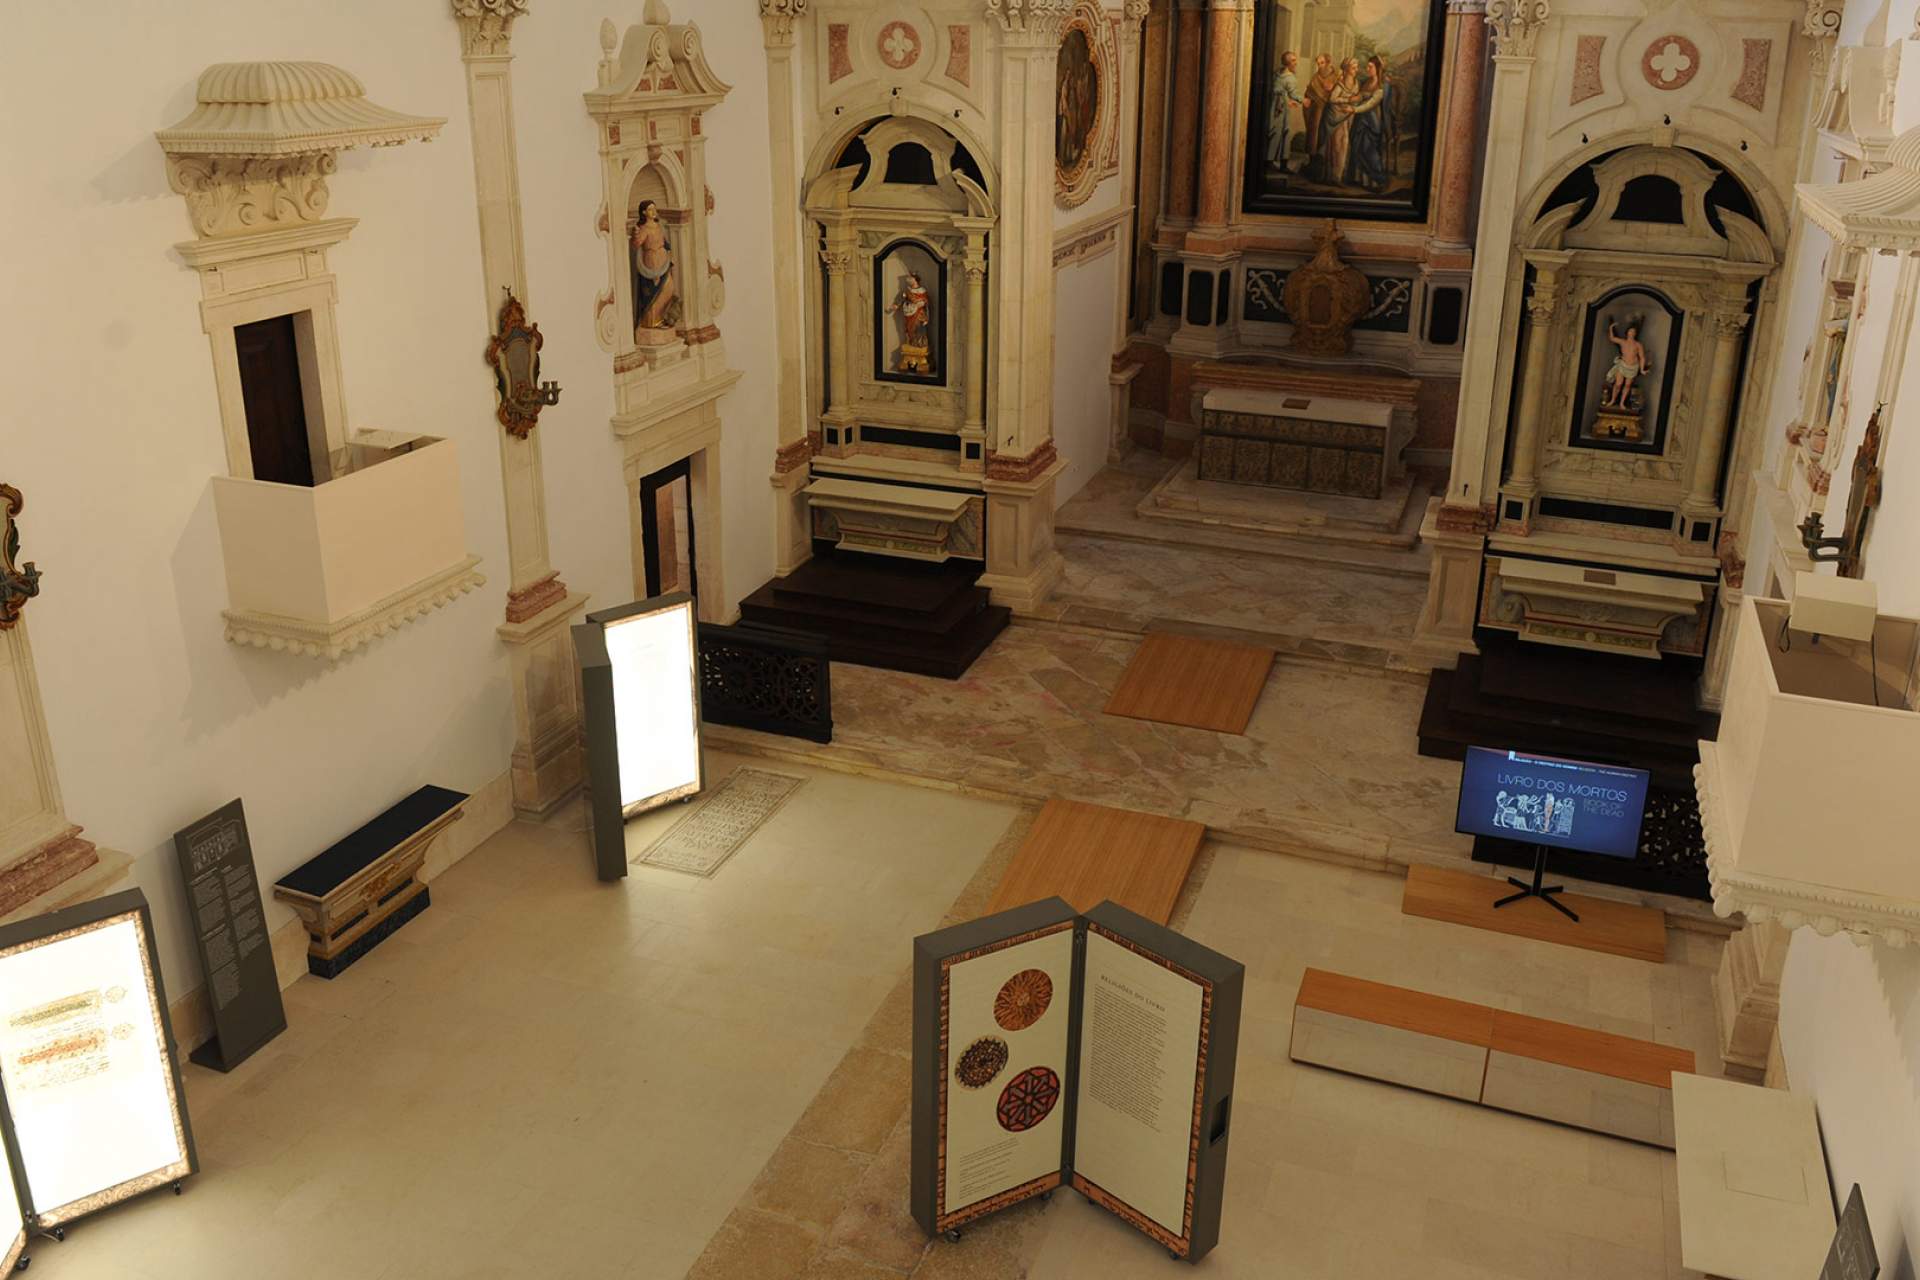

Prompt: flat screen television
[1455,747,1650,860]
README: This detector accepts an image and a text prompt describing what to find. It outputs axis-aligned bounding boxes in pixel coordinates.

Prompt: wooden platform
[1401,864,1667,963]
[1104,633,1275,734]
[985,797,1205,924]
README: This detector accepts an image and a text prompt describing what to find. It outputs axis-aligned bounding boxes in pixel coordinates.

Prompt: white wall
[0,0,780,999]
[1780,934,1920,1280]
[1052,252,1122,505]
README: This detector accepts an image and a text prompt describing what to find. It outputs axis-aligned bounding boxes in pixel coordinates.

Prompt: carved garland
[0,484,42,631]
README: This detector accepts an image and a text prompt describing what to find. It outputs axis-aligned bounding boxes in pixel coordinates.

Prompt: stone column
[453,0,590,818]
[959,219,992,473]
[1443,0,1552,511]
[1501,262,1562,519]
[1714,921,1790,1083]
[819,224,856,458]
[762,1,813,574]
[980,0,1072,612]
[1432,0,1490,256]
[1165,0,1206,224]
[1194,0,1250,232]
[1683,304,1752,520]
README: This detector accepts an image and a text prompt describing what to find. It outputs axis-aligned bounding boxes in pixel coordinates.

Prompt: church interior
[3,0,1919,1275]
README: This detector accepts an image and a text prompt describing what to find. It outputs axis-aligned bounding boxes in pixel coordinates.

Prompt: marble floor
[27,752,1021,1280]
[686,833,1723,1279]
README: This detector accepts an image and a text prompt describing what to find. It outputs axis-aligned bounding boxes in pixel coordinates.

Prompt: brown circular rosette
[993,968,1053,1032]
[953,1035,1009,1089]
[995,1065,1061,1133]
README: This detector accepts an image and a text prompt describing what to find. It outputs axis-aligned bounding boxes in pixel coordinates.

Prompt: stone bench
[1289,967,1694,1148]
[272,784,466,978]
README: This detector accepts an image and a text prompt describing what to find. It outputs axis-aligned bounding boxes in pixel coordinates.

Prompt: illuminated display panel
[0,898,193,1226]
[601,599,702,816]
[0,1152,20,1273]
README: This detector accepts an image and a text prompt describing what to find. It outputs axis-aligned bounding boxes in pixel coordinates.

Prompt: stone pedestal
[1713,920,1789,1084]
[497,592,591,819]
[979,456,1067,613]
[1411,499,1488,666]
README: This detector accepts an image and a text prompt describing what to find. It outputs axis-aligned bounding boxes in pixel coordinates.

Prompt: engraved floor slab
[632,767,807,877]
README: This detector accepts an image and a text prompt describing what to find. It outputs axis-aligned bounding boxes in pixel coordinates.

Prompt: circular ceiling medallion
[878,21,922,71]
[994,968,1054,1031]
[1642,35,1700,91]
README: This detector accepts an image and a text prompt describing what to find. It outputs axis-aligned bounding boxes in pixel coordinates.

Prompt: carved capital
[1124,0,1152,20]
[452,0,530,58]
[1525,283,1557,324]
[1803,0,1843,40]
[821,249,855,275]
[986,0,1076,43]
[1446,0,1489,12]
[1484,0,1549,58]
[760,0,810,44]
[164,151,336,239]
[1712,310,1753,339]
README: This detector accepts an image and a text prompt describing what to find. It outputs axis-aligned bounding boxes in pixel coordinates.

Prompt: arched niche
[1496,142,1778,575]
[804,115,997,473]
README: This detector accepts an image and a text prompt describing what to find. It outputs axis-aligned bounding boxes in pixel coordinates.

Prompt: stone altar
[1197,388,1394,499]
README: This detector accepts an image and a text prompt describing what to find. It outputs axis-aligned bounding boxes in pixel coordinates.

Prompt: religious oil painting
[873,240,946,386]
[1056,25,1100,185]
[1242,0,1448,221]
[1569,287,1682,456]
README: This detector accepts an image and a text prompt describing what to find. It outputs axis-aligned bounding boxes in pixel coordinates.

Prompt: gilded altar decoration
[1838,405,1884,579]
[994,968,1054,1031]
[876,240,945,382]
[1572,288,1680,454]
[1282,221,1370,356]
[0,484,41,631]
[484,291,561,439]
[1243,0,1448,221]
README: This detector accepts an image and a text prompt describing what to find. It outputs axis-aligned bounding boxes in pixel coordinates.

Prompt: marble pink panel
[828,22,852,83]
[1732,38,1771,110]
[946,24,972,86]
[1570,34,1606,105]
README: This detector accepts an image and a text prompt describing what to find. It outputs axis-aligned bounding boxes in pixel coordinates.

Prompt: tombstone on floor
[910,898,1243,1263]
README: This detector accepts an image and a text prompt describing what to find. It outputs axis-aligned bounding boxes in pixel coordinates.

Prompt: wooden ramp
[986,798,1205,924]
[1401,864,1667,964]
[1104,633,1275,735]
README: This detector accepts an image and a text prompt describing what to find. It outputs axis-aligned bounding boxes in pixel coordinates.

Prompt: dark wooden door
[234,314,314,486]
[640,458,696,602]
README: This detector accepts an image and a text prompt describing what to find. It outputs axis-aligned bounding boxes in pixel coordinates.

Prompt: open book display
[0,889,196,1263]
[911,898,1242,1263]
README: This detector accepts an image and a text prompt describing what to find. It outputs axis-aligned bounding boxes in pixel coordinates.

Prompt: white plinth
[1671,1074,1834,1280]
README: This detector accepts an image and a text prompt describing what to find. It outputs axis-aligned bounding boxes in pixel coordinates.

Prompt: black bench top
[275,785,468,898]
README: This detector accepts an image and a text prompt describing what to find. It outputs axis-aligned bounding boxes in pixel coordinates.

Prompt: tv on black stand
[1454,747,1651,924]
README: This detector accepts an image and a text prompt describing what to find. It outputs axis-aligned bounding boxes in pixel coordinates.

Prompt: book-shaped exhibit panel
[911,898,1242,1263]
[575,593,705,881]
[0,890,195,1234]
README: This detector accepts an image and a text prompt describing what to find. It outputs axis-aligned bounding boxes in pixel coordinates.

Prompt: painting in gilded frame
[1242,0,1448,222]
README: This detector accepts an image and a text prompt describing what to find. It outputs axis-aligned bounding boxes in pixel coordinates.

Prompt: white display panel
[603,602,701,815]
[0,912,190,1224]
[941,927,1074,1219]
[1073,930,1205,1238]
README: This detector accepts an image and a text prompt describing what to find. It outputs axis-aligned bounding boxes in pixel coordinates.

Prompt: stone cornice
[1484,0,1549,59]
[452,0,531,58]
[1798,125,1920,253]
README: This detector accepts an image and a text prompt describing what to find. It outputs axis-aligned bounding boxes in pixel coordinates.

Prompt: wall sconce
[0,484,41,630]
[485,290,561,439]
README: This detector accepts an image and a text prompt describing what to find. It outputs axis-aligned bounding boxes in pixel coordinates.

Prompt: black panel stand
[1493,845,1579,923]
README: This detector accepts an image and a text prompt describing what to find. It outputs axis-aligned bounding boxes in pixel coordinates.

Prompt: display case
[0,889,195,1237]
[575,594,704,882]
[911,898,1242,1262]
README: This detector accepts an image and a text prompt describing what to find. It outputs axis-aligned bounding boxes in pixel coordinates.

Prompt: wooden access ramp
[985,797,1206,924]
